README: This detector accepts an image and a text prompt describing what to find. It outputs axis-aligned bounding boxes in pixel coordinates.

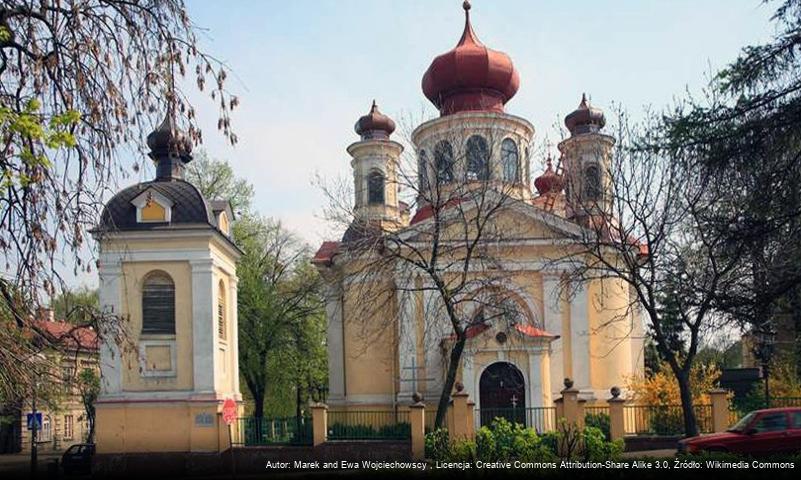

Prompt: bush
[649,407,684,435]
[582,426,624,461]
[584,412,611,440]
[328,421,410,439]
[424,419,623,462]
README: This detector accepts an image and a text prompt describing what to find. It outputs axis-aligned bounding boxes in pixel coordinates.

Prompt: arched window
[466,135,490,181]
[501,138,519,182]
[367,171,385,205]
[434,141,454,184]
[584,164,602,201]
[418,150,430,194]
[142,271,175,334]
[217,280,226,340]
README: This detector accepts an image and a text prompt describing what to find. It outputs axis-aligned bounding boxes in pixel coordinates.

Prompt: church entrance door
[478,361,526,427]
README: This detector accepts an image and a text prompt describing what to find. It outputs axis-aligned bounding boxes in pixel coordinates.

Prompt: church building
[314,2,645,418]
[91,112,242,454]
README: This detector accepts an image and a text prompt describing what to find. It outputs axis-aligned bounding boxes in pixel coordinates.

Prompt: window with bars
[218,280,226,340]
[63,415,74,440]
[142,271,175,334]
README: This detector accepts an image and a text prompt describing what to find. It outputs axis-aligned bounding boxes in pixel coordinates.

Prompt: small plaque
[195,412,214,427]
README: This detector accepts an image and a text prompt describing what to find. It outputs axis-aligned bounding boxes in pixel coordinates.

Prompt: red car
[678,407,801,455]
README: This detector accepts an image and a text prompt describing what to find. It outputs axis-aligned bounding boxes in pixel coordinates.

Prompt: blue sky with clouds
[67,0,777,288]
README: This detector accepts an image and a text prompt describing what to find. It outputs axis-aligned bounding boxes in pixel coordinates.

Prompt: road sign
[26,413,42,431]
[222,398,237,425]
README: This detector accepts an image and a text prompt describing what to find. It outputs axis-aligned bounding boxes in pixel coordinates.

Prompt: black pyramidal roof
[97,178,216,231]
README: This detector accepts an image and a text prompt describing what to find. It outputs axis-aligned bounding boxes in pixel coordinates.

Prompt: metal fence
[233,416,312,446]
[474,407,557,433]
[770,397,801,408]
[327,410,411,440]
[623,404,713,435]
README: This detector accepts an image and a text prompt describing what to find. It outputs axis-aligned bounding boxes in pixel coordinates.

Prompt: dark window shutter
[142,273,175,334]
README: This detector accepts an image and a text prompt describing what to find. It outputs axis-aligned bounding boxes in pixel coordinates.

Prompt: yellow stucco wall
[118,261,193,392]
[341,282,397,400]
[95,402,243,454]
[329,205,644,407]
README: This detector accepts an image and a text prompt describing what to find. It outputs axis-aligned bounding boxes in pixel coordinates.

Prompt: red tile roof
[312,241,340,265]
[34,319,98,351]
[445,323,556,341]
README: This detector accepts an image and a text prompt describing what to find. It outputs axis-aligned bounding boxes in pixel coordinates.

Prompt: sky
[66,0,778,289]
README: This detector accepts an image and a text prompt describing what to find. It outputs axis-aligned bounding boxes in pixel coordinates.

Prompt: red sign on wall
[222,398,238,425]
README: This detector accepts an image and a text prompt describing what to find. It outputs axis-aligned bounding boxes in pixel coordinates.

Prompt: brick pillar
[709,389,730,433]
[310,403,328,446]
[409,397,426,460]
[451,383,470,440]
[607,387,625,441]
[561,378,582,428]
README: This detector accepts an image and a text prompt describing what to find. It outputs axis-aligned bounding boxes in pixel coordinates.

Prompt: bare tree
[555,112,747,436]
[0,1,236,400]
[319,112,540,428]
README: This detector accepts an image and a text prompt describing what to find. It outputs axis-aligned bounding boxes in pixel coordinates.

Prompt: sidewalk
[621,449,677,458]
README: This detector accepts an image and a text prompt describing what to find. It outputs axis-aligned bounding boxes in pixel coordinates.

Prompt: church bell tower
[92,111,243,455]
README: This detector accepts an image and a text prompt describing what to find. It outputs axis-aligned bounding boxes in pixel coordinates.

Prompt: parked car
[678,407,801,455]
[61,443,95,475]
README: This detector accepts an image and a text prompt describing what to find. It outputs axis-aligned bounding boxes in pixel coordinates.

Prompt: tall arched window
[584,164,602,201]
[367,171,385,205]
[466,135,490,181]
[142,271,175,334]
[501,138,519,182]
[418,150,430,194]
[434,141,454,184]
[217,280,226,340]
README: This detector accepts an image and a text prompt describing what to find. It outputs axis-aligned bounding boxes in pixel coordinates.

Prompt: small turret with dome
[345,100,406,241]
[534,154,563,196]
[146,110,194,180]
[564,94,606,136]
[354,100,396,140]
[96,109,236,240]
[558,93,616,220]
[422,1,520,116]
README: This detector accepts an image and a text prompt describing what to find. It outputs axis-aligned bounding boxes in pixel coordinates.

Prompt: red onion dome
[354,100,396,140]
[565,93,606,136]
[421,1,520,116]
[534,155,563,195]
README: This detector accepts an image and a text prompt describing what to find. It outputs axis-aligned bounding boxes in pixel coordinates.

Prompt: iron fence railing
[770,397,801,408]
[475,407,557,433]
[623,404,713,436]
[584,405,610,417]
[233,416,312,446]
[327,410,411,440]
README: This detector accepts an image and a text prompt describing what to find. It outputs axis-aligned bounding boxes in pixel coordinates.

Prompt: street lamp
[752,324,777,408]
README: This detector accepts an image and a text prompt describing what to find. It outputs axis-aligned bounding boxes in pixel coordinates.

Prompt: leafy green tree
[77,369,99,443]
[185,150,255,215]
[49,288,98,325]
[654,0,801,379]
[235,216,323,419]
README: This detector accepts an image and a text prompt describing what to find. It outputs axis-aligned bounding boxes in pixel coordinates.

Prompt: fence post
[451,382,471,440]
[561,378,581,428]
[709,389,730,433]
[310,403,328,446]
[410,394,426,460]
[607,386,625,441]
